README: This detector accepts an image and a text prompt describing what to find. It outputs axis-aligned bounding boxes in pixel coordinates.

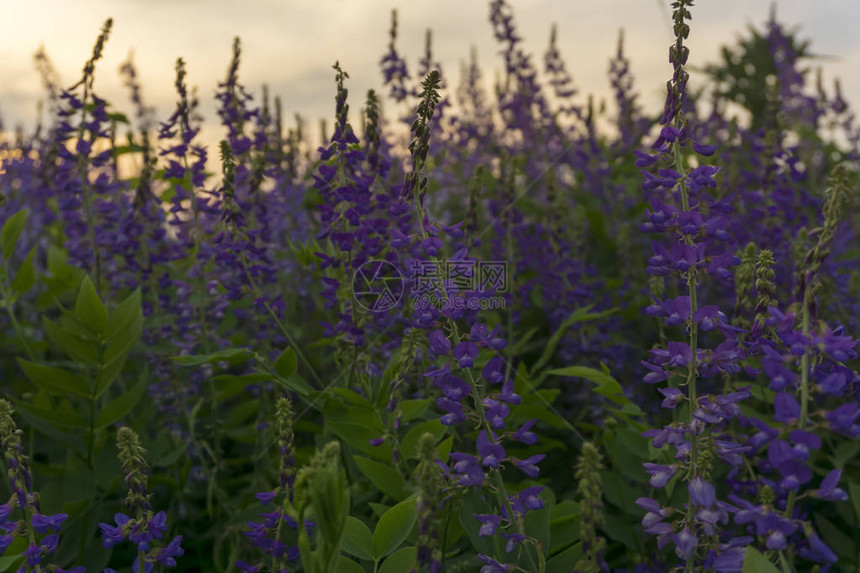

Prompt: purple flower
[711,547,744,572]
[437,397,466,425]
[481,356,505,384]
[689,476,716,507]
[428,330,451,355]
[692,142,717,156]
[475,514,502,536]
[814,469,848,501]
[478,554,513,573]
[476,431,506,468]
[32,512,68,534]
[511,419,538,445]
[256,491,277,505]
[497,378,520,405]
[667,341,693,367]
[518,486,544,510]
[644,463,675,488]
[512,454,545,479]
[826,403,860,437]
[156,535,184,566]
[482,398,509,429]
[774,392,800,424]
[501,532,525,552]
[450,453,484,486]
[658,387,684,408]
[453,341,479,367]
[674,527,697,560]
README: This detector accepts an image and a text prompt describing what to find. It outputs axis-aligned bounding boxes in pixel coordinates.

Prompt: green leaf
[104,288,143,364]
[353,456,411,502]
[399,399,431,422]
[341,516,374,561]
[75,275,109,335]
[372,498,417,559]
[548,365,643,415]
[10,247,36,295]
[0,554,24,572]
[273,347,298,378]
[93,354,129,399]
[831,441,860,469]
[814,513,855,559]
[400,420,446,459]
[327,420,393,461]
[272,372,314,398]
[172,347,253,366]
[17,359,91,397]
[14,397,88,430]
[1,209,28,261]
[43,317,100,365]
[546,542,582,573]
[213,373,272,399]
[94,379,147,428]
[549,500,581,554]
[458,489,495,555]
[531,305,617,380]
[334,557,365,573]
[379,546,417,573]
[153,441,189,468]
[524,490,552,556]
[849,480,860,524]
[741,547,780,573]
[62,456,96,503]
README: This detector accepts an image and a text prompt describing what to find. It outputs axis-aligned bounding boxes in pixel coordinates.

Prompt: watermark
[351,259,509,312]
[411,293,506,311]
[410,260,509,294]
[351,260,405,312]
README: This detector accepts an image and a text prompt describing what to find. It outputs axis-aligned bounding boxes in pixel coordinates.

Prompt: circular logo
[351,260,404,312]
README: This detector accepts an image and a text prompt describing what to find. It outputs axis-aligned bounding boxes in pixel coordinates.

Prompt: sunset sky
[2,0,858,141]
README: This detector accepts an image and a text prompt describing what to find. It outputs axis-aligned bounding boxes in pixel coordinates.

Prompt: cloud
[1,0,858,135]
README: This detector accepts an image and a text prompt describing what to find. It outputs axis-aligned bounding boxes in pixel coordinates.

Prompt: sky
[1,0,859,143]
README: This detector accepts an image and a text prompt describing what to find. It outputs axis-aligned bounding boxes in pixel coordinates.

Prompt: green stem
[76,85,103,295]
[675,126,700,573]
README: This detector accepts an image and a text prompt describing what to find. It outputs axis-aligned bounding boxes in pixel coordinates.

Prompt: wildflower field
[1,1,860,571]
